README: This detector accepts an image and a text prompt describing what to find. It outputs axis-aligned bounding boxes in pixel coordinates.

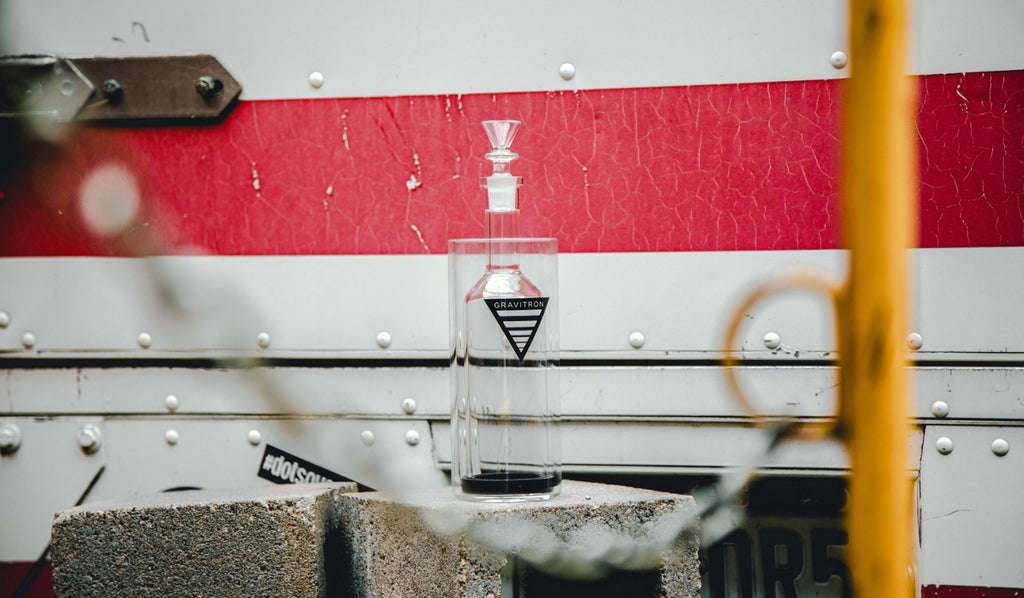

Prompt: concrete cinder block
[332,480,701,598]
[50,483,358,598]
[51,480,700,598]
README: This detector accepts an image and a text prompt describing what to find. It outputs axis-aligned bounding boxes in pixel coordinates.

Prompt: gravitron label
[484,297,549,361]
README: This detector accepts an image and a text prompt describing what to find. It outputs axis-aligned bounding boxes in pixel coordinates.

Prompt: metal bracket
[0,54,241,123]
[0,55,94,121]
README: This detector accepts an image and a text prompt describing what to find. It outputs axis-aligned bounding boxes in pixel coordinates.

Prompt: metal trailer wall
[0,1,1022,597]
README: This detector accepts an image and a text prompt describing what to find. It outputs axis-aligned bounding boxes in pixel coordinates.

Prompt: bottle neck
[486,209,520,271]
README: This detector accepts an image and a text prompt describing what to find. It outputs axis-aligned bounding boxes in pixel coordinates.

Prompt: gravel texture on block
[331,480,701,598]
[51,480,699,598]
[50,483,357,598]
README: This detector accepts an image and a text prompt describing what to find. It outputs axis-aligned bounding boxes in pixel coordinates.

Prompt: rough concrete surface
[50,483,358,598]
[51,480,699,598]
[332,480,701,598]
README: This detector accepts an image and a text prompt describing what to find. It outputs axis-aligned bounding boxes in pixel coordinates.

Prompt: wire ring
[721,267,843,442]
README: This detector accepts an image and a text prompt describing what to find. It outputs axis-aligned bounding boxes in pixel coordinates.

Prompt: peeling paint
[251,162,261,198]
[409,224,429,253]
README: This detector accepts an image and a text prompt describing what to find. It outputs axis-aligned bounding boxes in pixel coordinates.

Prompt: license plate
[700,478,850,598]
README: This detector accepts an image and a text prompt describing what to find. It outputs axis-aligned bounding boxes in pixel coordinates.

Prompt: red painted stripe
[921,585,1024,597]
[0,72,1020,257]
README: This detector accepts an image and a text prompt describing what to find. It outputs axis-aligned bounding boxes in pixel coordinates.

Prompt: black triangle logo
[484,297,549,361]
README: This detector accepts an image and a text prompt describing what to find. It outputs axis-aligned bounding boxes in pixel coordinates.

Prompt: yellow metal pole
[840,0,918,595]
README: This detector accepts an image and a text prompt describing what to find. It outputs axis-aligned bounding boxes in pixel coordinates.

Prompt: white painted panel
[6,366,450,416]
[917,0,1024,75]
[1,0,1019,100]
[433,420,924,474]
[0,255,449,356]
[919,425,1024,588]
[6,365,1024,421]
[915,247,1024,355]
[1,248,1022,357]
[562,250,844,358]
[0,251,843,356]
[0,0,845,99]
[0,370,12,412]
[0,417,107,561]
[4,364,839,418]
[915,367,1024,421]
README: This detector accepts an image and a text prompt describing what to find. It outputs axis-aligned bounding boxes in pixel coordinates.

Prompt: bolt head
[101,79,123,102]
[137,332,152,349]
[763,332,782,350]
[247,429,262,446]
[195,76,223,98]
[360,430,375,446]
[164,429,179,445]
[404,429,420,446]
[21,331,36,349]
[401,397,417,415]
[830,51,849,69]
[256,332,271,349]
[628,331,645,349]
[0,310,10,328]
[0,423,22,454]
[376,331,392,348]
[309,72,325,89]
[559,63,576,81]
[935,436,953,455]
[164,394,179,412]
[906,332,923,351]
[930,400,950,418]
[992,438,1010,457]
[77,425,102,453]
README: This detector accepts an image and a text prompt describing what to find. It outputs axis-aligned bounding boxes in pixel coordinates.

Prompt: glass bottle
[449,120,561,501]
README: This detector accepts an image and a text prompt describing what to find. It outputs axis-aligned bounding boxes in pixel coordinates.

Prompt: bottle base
[459,472,560,502]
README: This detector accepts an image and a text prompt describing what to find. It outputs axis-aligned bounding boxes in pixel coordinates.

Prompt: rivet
[247,429,262,446]
[256,332,271,349]
[584,495,591,501]
[164,394,179,412]
[360,430,375,446]
[137,332,152,349]
[0,423,22,454]
[164,429,179,445]
[376,331,392,348]
[0,310,10,328]
[309,72,325,89]
[935,436,953,455]
[930,400,949,418]
[401,397,417,415]
[830,51,849,69]
[628,331,645,349]
[906,332,923,351]
[405,429,420,446]
[991,438,1010,457]
[77,424,102,454]
[21,331,36,349]
[763,332,782,350]
[559,63,576,81]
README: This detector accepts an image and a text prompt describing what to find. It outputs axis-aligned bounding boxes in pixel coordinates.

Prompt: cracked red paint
[0,72,1020,256]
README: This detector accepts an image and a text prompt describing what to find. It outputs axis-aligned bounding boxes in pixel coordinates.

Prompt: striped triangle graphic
[484,297,549,361]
